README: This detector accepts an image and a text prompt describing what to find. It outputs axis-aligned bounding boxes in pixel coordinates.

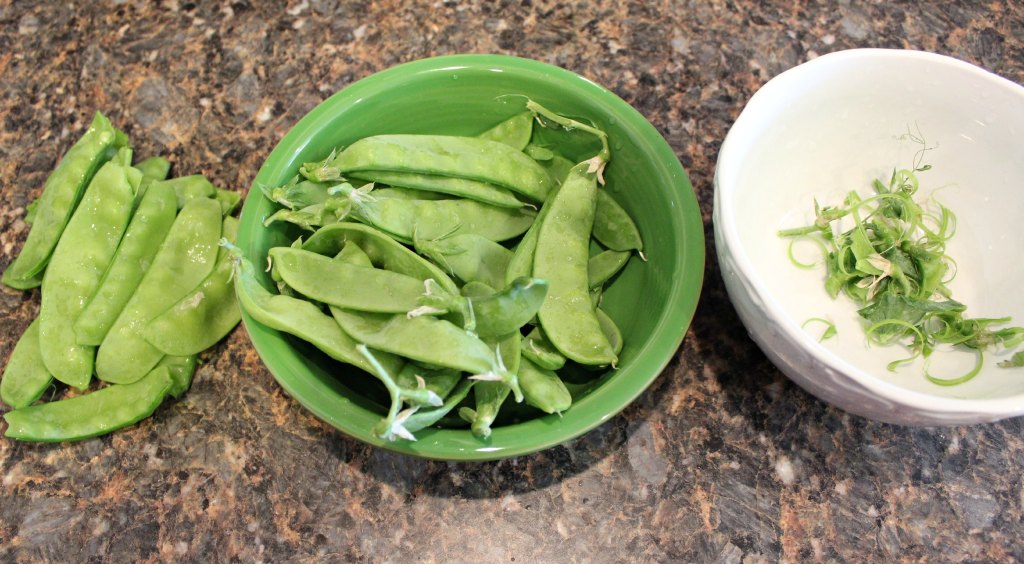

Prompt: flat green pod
[593,190,642,252]
[330,134,553,202]
[3,366,173,443]
[74,182,178,346]
[0,319,53,409]
[39,147,140,390]
[143,217,242,356]
[3,112,124,289]
[96,197,222,384]
[477,111,534,151]
[534,162,616,366]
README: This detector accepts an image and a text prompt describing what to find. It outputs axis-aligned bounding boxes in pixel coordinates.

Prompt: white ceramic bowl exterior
[714,49,1024,425]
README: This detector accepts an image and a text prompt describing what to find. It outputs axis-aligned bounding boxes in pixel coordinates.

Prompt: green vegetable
[0,319,53,409]
[135,156,172,188]
[96,197,222,384]
[801,318,838,342]
[535,160,617,367]
[142,217,241,356]
[269,246,427,313]
[477,111,534,151]
[3,112,125,289]
[779,149,1024,384]
[593,190,643,254]
[327,134,554,202]
[74,182,178,346]
[38,146,140,390]
[347,171,523,208]
[1,112,243,442]
[4,365,173,443]
[246,100,645,442]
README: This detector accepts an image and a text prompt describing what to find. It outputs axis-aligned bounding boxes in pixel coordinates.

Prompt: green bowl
[238,54,704,461]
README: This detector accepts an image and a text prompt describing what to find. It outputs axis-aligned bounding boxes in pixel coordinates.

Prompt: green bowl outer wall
[238,54,704,461]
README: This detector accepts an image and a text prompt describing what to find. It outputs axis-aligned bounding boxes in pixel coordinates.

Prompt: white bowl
[713,48,1024,426]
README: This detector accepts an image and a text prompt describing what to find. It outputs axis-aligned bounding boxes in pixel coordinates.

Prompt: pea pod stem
[356,344,441,442]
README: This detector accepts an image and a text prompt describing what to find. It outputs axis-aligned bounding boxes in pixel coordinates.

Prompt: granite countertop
[2,1,1023,561]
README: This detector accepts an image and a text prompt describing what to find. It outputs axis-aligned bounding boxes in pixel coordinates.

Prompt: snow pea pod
[348,171,523,208]
[535,161,616,366]
[459,332,521,439]
[262,177,332,209]
[593,190,642,252]
[143,217,241,356]
[330,308,522,402]
[414,232,513,290]
[263,199,348,231]
[39,147,141,390]
[23,198,40,225]
[505,184,561,285]
[3,112,123,289]
[525,144,554,161]
[462,381,509,438]
[334,240,374,267]
[329,134,553,202]
[351,194,535,244]
[3,365,173,443]
[135,156,171,187]
[596,308,624,358]
[332,239,469,328]
[468,277,549,339]
[371,187,449,201]
[269,246,425,313]
[403,379,476,434]
[460,280,495,298]
[216,189,242,215]
[96,197,222,384]
[588,249,631,289]
[395,364,462,402]
[538,153,575,186]
[518,356,572,415]
[229,245,404,376]
[153,175,217,209]
[159,354,198,399]
[521,326,566,371]
[0,319,52,409]
[477,111,533,151]
[74,182,178,346]
[302,222,458,294]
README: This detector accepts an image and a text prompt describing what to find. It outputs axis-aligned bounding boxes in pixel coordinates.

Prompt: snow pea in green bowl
[237,54,704,461]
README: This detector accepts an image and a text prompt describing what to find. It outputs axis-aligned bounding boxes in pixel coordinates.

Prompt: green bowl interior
[238,54,704,461]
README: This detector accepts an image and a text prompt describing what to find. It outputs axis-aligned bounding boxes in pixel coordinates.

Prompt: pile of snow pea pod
[0,112,242,442]
[242,100,644,441]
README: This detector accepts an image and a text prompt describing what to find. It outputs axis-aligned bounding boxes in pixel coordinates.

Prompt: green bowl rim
[238,54,705,461]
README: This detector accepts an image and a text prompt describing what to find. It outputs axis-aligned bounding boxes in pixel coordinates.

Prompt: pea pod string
[778,141,1024,385]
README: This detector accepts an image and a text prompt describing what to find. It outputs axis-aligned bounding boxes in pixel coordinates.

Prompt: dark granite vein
[1,0,1023,562]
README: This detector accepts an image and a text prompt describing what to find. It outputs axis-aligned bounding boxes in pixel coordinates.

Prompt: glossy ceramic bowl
[238,55,704,460]
[714,48,1024,425]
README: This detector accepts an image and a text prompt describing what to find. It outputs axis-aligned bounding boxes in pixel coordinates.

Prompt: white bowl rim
[717,47,1024,419]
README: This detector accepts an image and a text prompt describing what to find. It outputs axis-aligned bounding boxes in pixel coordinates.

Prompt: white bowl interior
[719,49,1024,406]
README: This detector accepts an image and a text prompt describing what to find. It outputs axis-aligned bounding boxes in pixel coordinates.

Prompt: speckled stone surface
[1,1,1023,561]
